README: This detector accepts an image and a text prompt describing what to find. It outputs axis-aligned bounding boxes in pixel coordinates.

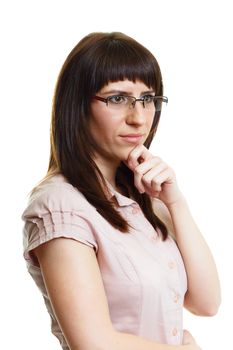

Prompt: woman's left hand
[125,145,183,206]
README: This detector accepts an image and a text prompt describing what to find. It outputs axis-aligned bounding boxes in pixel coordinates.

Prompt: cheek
[90,106,120,131]
[91,116,122,138]
[89,117,119,145]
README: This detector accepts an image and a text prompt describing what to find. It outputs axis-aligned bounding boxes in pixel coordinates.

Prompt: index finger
[126,145,153,170]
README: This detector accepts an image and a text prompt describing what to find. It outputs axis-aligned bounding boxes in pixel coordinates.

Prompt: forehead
[99,79,153,94]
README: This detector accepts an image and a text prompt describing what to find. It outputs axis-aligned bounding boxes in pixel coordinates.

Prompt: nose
[126,102,146,126]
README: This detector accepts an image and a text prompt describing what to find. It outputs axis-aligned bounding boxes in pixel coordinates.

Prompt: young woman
[22,32,221,350]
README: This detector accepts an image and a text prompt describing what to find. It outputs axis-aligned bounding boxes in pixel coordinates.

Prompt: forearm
[72,330,196,350]
[103,330,192,350]
[167,196,221,315]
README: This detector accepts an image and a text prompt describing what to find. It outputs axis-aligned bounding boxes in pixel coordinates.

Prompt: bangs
[83,33,163,95]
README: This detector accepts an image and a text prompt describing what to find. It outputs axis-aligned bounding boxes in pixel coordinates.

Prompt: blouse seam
[122,249,143,336]
[25,231,97,261]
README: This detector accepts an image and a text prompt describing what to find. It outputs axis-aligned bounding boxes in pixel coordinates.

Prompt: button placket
[170,326,182,345]
[172,327,178,336]
[167,259,181,288]
[173,291,181,304]
[171,326,181,343]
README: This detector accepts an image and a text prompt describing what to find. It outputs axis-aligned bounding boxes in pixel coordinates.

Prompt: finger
[133,158,164,193]
[140,161,169,189]
[139,165,177,198]
[138,168,174,197]
[133,171,146,194]
[150,168,175,191]
[135,168,164,195]
[182,330,197,345]
[126,145,152,170]
[142,182,161,197]
[134,156,163,175]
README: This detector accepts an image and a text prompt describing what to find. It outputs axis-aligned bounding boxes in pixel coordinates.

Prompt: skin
[89,80,155,189]
[35,80,221,350]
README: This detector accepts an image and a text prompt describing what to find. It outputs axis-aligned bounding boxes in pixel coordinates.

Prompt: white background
[0,0,232,349]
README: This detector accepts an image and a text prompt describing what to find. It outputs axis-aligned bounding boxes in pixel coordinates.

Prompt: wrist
[165,194,187,211]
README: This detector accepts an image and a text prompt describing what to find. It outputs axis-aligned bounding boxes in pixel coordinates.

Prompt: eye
[107,95,128,105]
[142,94,155,104]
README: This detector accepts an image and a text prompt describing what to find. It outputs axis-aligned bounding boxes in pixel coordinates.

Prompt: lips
[119,134,144,144]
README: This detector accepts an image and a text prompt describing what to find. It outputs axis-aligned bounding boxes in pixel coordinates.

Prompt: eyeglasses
[93,94,168,112]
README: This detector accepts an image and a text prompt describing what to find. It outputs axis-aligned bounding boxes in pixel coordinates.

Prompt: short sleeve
[22,180,98,265]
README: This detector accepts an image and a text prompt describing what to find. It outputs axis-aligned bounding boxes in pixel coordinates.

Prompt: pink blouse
[22,174,187,349]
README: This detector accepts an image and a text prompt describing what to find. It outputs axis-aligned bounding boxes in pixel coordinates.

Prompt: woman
[22,32,221,350]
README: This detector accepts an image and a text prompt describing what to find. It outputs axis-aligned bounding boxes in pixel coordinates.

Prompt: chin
[118,149,134,162]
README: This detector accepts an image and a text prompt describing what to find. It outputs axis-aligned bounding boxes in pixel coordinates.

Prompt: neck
[94,157,130,198]
[94,156,120,190]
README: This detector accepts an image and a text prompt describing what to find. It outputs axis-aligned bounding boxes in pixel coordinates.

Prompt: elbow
[198,298,222,317]
[186,302,221,317]
[185,293,221,317]
[202,300,221,317]
[202,292,222,317]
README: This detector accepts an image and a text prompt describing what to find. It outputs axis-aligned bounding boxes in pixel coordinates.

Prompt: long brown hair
[48,32,168,239]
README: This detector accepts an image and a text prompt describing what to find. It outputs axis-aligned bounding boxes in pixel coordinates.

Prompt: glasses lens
[154,97,168,112]
[107,95,129,109]
[143,96,156,111]
[154,98,162,112]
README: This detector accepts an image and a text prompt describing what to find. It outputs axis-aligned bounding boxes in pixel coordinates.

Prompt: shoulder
[22,174,99,262]
[23,174,92,219]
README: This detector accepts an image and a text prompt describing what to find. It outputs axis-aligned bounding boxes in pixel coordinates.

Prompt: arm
[126,145,221,317]
[154,197,221,316]
[35,238,200,350]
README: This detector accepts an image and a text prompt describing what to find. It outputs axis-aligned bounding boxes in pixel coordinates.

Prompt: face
[89,79,155,170]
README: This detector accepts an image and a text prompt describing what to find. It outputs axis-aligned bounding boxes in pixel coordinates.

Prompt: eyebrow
[100,89,156,96]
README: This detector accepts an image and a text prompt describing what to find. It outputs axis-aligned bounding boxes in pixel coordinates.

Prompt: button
[131,204,140,214]
[168,261,176,269]
[132,203,139,207]
[173,292,181,303]
[132,208,139,214]
[172,327,178,336]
